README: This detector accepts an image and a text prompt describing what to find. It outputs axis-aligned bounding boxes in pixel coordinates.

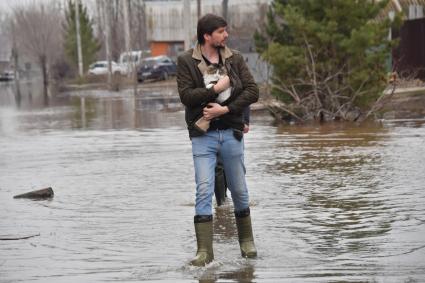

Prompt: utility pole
[136,0,147,50]
[104,0,112,86]
[123,0,131,53]
[95,0,104,45]
[222,0,229,22]
[123,0,132,78]
[197,0,201,20]
[75,0,84,77]
[10,20,21,105]
[123,0,139,94]
[183,0,191,50]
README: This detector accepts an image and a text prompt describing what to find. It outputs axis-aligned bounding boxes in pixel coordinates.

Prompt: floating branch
[0,234,40,241]
[13,187,54,199]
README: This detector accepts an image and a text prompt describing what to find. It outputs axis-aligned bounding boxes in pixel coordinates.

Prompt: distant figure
[177,14,259,266]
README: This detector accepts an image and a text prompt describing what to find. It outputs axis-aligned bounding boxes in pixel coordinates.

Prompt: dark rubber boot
[235,208,257,258]
[190,215,214,266]
[214,162,227,206]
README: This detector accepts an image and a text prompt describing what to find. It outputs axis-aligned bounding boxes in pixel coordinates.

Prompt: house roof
[378,0,425,20]
[390,0,425,11]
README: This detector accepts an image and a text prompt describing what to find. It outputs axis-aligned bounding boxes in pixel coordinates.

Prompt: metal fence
[393,17,425,80]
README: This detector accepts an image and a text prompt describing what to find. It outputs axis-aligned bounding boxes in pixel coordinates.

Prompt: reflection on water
[214,204,238,242]
[1,82,425,282]
[247,121,425,281]
[0,80,186,133]
[269,123,394,259]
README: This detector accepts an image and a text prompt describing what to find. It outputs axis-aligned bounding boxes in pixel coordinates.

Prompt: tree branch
[0,234,40,241]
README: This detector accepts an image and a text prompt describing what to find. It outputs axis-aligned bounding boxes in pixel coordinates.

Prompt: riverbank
[381,86,425,119]
[59,75,177,92]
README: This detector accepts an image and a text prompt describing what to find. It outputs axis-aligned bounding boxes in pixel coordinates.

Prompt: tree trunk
[104,0,112,88]
[0,234,40,241]
[123,0,138,94]
[183,0,191,50]
[111,0,120,60]
[123,0,131,54]
[40,55,49,104]
[12,47,21,108]
[10,21,21,107]
[136,0,147,50]
[95,0,105,58]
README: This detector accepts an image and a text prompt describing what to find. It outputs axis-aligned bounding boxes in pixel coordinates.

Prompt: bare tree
[10,21,21,102]
[123,0,131,54]
[95,0,104,38]
[111,0,123,61]
[1,12,21,104]
[134,0,147,50]
[264,35,397,123]
[95,0,147,59]
[11,3,62,98]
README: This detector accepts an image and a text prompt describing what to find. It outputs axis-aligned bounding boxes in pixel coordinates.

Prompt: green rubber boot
[235,208,257,258]
[190,215,214,266]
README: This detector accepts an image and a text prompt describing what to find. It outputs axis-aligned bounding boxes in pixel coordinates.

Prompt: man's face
[205,26,228,48]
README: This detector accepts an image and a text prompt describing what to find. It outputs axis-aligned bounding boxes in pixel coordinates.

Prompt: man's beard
[213,42,225,49]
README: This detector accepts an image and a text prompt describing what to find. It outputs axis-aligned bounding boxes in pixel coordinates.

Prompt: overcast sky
[0,0,96,15]
[0,0,57,13]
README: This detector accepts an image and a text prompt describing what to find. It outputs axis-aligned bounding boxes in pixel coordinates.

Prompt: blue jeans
[191,129,249,215]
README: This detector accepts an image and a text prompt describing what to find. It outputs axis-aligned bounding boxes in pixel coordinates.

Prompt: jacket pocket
[233,129,243,141]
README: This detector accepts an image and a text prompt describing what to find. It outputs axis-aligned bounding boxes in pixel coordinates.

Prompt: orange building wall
[150,42,169,56]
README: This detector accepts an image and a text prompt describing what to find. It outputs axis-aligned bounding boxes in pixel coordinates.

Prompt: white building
[144,0,271,57]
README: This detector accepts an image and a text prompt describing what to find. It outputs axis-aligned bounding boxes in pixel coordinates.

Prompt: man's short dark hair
[197,14,227,45]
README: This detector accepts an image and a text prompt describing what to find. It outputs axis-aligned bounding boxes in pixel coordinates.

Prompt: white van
[119,50,151,73]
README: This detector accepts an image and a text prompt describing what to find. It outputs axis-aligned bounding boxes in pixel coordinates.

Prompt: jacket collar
[192,43,233,74]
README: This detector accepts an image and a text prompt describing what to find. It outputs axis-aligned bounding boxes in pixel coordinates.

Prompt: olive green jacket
[177,43,259,137]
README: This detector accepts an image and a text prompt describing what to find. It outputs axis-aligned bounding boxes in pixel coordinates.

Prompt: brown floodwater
[1,81,425,282]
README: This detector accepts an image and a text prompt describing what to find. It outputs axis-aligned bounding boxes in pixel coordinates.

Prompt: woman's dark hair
[197,14,227,44]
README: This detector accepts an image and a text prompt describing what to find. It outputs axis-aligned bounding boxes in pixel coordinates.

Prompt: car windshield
[91,63,105,68]
[141,59,158,67]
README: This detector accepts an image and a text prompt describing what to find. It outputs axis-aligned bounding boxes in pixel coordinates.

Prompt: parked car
[0,70,15,82]
[88,61,126,76]
[137,56,177,82]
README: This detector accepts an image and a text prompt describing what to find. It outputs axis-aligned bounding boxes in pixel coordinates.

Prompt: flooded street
[1,82,425,282]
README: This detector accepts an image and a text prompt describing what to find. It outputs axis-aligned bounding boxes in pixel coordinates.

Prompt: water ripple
[1,99,425,281]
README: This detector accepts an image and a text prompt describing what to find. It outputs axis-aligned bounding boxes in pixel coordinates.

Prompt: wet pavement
[1,81,425,282]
